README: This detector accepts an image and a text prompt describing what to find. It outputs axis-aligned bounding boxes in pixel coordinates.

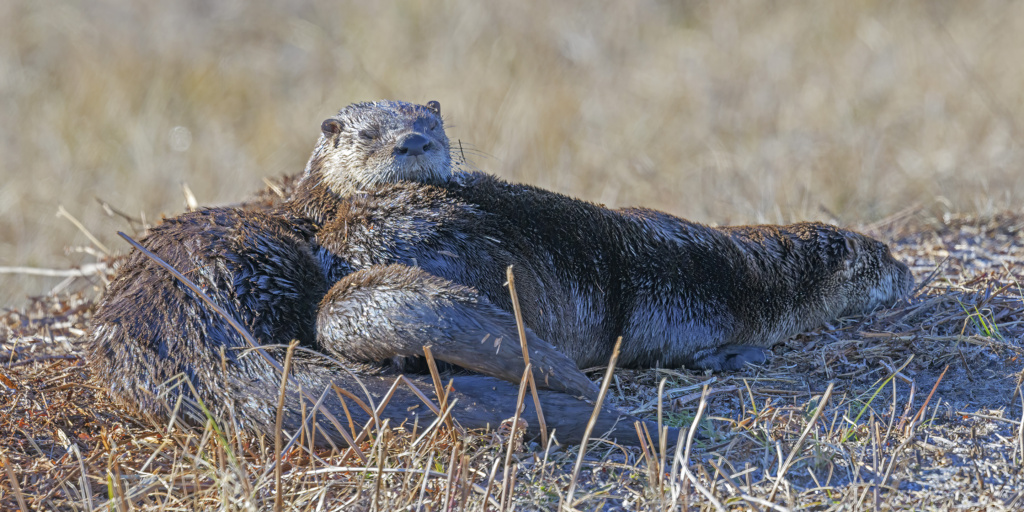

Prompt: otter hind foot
[693,345,769,372]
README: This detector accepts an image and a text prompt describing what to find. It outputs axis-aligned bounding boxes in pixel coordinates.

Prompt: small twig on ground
[2,454,30,512]
[4,354,79,368]
[58,205,111,255]
[0,264,107,278]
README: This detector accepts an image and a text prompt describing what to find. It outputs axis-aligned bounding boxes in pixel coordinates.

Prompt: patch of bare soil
[1,211,1022,511]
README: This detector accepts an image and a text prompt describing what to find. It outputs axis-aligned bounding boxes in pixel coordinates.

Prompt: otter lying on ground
[88,101,648,447]
[88,99,912,448]
[294,103,912,372]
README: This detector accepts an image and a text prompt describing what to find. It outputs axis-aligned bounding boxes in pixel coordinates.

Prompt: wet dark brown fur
[300,170,914,374]
[89,98,913,449]
[88,101,653,447]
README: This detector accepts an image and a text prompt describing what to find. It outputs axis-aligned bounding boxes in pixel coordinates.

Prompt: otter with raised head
[298,114,914,374]
[87,100,647,447]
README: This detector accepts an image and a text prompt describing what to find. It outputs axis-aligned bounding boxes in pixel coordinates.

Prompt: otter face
[305,100,452,195]
[833,230,914,317]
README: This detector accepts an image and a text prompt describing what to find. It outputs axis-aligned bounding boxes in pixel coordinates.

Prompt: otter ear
[843,236,859,270]
[321,118,343,137]
[844,236,857,254]
[426,101,441,115]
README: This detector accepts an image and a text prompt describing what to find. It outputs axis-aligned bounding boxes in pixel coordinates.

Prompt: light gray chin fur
[367,155,452,187]
[307,136,452,196]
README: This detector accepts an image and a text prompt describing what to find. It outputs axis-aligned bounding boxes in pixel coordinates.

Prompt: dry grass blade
[499,363,532,510]
[396,375,444,417]
[657,376,668,483]
[1,454,29,512]
[57,205,110,255]
[412,396,461,447]
[116,231,365,461]
[682,465,727,512]
[274,339,300,512]
[340,374,436,458]
[0,264,107,277]
[506,264,549,447]
[670,386,708,509]
[565,336,623,507]
[768,382,835,501]
[909,365,948,430]
[181,182,199,212]
[106,466,127,512]
[705,459,768,512]
[422,345,457,437]
[70,444,93,510]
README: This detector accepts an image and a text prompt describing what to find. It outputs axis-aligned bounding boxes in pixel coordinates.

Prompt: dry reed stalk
[342,375,429,458]
[415,446,438,508]
[705,458,770,512]
[657,376,668,488]
[274,339,300,512]
[498,363,532,509]
[422,345,457,438]
[411,397,461,447]
[459,453,471,510]
[371,421,388,511]
[108,464,127,512]
[442,439,459,511]
[181,182,199,212]
[482,456,502,511]
[505,265,549,447]
[669,387,716,510]
[566,336,623,507]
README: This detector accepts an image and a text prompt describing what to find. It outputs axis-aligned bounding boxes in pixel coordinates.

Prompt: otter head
[303,100,452,196]
[805,226,914,321]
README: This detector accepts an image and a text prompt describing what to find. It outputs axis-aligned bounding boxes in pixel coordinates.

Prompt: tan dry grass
[3,0,1024,305]
[1,211,1022,510]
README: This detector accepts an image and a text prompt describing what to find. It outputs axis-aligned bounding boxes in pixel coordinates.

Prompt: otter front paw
[693,345,768,372]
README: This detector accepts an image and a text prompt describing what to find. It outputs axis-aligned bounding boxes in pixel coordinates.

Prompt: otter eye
[358,128,379,141]
[321,119,343,136]
[426,100,441,115]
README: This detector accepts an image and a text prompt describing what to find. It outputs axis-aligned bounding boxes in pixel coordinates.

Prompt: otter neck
[286,170,353,226]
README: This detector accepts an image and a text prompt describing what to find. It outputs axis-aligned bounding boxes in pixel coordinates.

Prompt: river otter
[89,98,912,449]
[87,101,654,448]
[298,153,913,375]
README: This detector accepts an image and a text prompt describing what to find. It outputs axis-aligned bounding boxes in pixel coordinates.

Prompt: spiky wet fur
[87,100,661,447]
[88,98,912,448]
[305,171,914,371]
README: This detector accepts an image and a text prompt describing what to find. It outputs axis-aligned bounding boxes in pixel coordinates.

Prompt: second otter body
[301,170,913,373]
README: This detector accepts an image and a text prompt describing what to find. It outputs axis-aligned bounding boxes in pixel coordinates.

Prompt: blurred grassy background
[1,0,1022,306]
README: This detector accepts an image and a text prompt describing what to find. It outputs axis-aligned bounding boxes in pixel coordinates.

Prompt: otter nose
[396,133,432,156]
